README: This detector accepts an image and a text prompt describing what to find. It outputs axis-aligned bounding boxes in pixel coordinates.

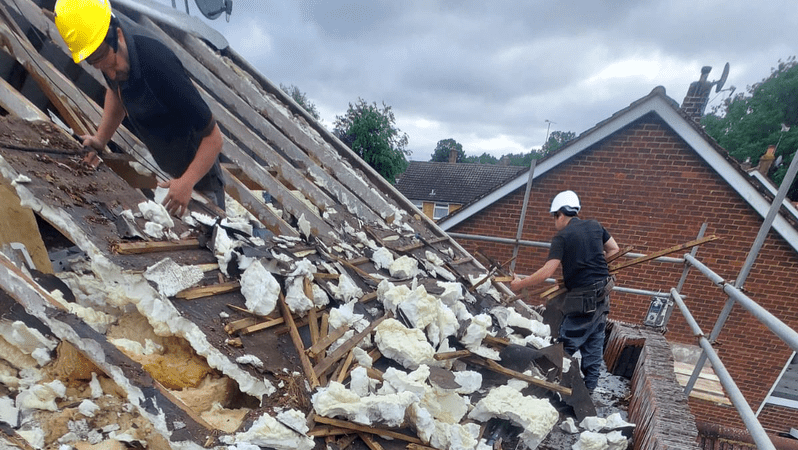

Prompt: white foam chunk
[371,247,394,270]
[234,413,314,450]
[89,373,103,399]
[276,409,309,434]
[389,255,420,279]
[138,200,174,229]
[573,431,608,450]
[312,381,415,427]
[468,385,558,450]
[330,273,363,303]
[374,318,435,369]
[15,380,66,412]
[1,321,57,357]
[285,277,313,315]
[240,260,280,316]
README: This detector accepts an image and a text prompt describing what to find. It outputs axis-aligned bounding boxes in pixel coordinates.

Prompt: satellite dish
[194,0,232,20]
[715,62,730,93]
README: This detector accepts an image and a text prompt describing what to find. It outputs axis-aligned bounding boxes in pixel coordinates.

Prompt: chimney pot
[682,66,715,122]
[448,148,458,163]
[758,145,777,176]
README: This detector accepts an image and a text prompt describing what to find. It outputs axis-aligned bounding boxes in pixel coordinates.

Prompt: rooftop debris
[0,1,705,449]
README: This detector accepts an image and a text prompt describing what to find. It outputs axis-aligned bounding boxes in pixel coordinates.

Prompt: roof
[438,86,798,254]
[0,1,639,448]
[395,161,526,204]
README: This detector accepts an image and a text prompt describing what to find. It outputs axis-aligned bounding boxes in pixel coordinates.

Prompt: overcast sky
[148,0,794,161]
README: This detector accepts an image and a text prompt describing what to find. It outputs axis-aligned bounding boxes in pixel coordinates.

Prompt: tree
[462,152,498,165]
[430,138,465,162]
[703,57,798,199]
[333,98,410,183]
[280,84,321,121]
[541,130,576,155]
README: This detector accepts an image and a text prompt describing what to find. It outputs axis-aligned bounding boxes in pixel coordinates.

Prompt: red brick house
[438,76,798,438]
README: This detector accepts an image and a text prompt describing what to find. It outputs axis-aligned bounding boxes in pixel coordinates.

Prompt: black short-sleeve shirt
[547,217,611,290]
[107,18,221,192]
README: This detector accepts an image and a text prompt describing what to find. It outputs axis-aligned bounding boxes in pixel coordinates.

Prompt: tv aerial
[714,62,730,93]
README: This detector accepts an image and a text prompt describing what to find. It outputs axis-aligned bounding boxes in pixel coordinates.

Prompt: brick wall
[451,113,798,433]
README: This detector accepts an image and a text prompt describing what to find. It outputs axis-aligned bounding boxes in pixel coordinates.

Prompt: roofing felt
[394,161,527,204]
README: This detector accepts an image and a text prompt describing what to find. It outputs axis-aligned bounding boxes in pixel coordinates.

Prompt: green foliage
[462,152,498,164]
[333,98,410,183]
[280,84,321,121]
[541,130,576,155]
[430,138,465,162]
[703,57,798,199]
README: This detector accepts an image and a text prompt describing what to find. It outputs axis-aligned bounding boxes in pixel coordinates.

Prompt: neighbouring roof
[438,86,798,254]
[395,161,527,204]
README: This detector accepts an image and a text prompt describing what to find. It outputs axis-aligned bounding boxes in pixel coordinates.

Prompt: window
[761,352,798,411]
[433,203,449,220]
[411,200,424,211]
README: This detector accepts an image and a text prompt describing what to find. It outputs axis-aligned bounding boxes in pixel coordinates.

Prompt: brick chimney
[682,66,714,122]
[758,145,776,176]
[448,148,458,163]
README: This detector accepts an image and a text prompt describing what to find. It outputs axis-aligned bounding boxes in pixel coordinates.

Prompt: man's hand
[158,177,194,217]
[510,274,525,292]
[80,134,106,152]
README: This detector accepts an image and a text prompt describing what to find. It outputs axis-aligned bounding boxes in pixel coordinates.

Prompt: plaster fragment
[78,399,100,417]
[144,258,204,297]
[0,396,18,427]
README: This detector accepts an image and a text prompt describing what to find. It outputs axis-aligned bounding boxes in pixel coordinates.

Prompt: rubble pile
[0,187,636,449]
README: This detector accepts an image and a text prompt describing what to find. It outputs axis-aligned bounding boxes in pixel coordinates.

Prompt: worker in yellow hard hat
[54,0,225,217]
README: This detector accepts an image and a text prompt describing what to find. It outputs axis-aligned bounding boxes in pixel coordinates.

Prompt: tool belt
[560,276,615,315]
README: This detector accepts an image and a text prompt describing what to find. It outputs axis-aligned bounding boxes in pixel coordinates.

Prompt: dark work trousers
[559,297,609,391]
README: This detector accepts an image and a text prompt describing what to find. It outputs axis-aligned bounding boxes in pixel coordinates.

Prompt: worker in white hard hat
[510,190,619,393]
[53,0,225,217]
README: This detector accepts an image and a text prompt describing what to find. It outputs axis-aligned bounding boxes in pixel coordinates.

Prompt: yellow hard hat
[54,0,112,63]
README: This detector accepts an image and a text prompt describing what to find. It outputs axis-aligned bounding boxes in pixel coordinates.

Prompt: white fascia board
[657,102,798,254]
[440,96,663,230]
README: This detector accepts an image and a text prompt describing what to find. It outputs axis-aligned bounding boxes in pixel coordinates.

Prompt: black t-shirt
[547,217,611,290]
[107,18,221,192]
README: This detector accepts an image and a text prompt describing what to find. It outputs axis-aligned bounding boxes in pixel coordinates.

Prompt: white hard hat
[550,190,580,215]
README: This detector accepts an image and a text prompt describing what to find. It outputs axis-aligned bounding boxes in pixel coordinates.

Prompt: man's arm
[159,121,223,216]
[604,236,619,259]
[81,88,125,151]
[510,258,561,291]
